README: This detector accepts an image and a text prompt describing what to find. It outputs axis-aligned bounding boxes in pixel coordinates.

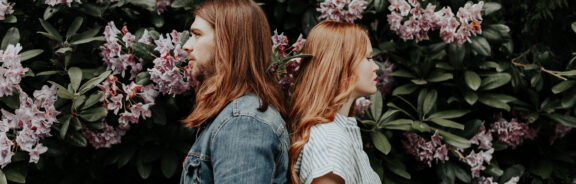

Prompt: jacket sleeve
[211,116,280,184]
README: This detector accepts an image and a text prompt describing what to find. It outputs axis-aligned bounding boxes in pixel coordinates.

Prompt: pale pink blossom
[551,123,572,144]
[81,123,126,149]
[45,0,81,7]
[0,132,14,168]
[0,0,14,20]
[478,177,497,184]
[155,0,172,15]
[490,117,537,149]
[470,122,493,150]
[138,29,153,45]
[318,0,367,22]
[403,131,449,167]
[504,176,520,184]
[0,44,28,97]
[28,144,48,163]
[465,148,494,178]
[354,97,371,116]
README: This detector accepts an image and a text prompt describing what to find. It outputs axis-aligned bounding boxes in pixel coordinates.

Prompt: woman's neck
[337,95,357,117]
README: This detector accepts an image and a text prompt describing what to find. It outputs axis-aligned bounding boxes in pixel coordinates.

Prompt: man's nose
[183,38,194,52]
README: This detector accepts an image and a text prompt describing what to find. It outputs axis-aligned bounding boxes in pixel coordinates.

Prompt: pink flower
[45,0,81,7]
[28,144,48,163]
[470,122,493,150]
[291,34,306,53]
[122,82,142,100]
[155,0,172,15]
[272,30,289,50]
[118,111,139,130]
[403,131,450,167]
[354,97,371,116]
[107,94,123,115]
[551,123,572,144]
[490,117,537,149]
[317,0,367,22]
[0,132,14,168]
[0,0,14,20]
[81,123,126,149]
[504,176,520,184]
[478,177,497,184]
[0,44,28,97]
[139,84,159,104]
[465,148,494,178]
[138,29,153,45]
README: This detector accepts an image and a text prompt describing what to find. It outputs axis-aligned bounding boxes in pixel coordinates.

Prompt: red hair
[288,20,369,184]
[181,0,286,128]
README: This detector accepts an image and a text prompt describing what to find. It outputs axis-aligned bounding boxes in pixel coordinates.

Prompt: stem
[541,67,568,81]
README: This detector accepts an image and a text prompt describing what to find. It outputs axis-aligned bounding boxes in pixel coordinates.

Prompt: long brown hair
[181,0,286,128]
[288,21,369,184]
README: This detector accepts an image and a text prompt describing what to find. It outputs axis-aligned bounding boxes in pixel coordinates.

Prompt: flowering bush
[0,0,575,183]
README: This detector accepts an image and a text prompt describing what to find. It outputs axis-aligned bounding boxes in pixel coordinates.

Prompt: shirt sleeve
[298,126,356,184]
[211,116,280,184]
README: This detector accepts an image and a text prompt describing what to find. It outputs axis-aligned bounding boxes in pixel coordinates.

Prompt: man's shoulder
[211,94,285,133]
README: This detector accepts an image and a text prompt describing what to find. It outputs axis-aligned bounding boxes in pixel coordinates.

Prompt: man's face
[183,17,216,82]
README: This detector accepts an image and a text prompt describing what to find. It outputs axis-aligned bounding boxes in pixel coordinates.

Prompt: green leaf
[78,3,104,17]
[412,121,431,132]
[448,44,465,65]
[423,89,438,115]
[486,163,504,177]
[392,83,418,96]
[68,131,87,147]
[70,26,101,44]
[131,42,156,61]
[370,92,383,121]
[373,0,386,12]
[1,27,19,50]
[360,120,377,126]
[389,70,415,78]
[71,117,82,131]
[72,95,86,111]
[551,80,575,94]
[171,0,195,9]
[381,119,413,131]
[78,70,111,94]
[499,165,524,184]
[483,2,502,15]
[556,70,576,76]
[561,88,576,108]
[117,147,136,168]
[479,94,511,111]
[82,92,103,110]
[428,110,471,119]
[128,0,155,12]
[480,73,511,90]
[453,164,472,183]
[546,114,576,127]
[411,79,428,85]
[571,22,576,33]
[70,36,104,45]
[371,131,391,155]
[464,71,481,91]
[135,72,152,85]
[464,91,478,105]
[384,158,411,179]
[0,169,7,184]
[59,115,71,139]
[435,129,471,148]
[36,70,62,76]
[66,17,84,39]
[429,118,465,130]
[151,14,164,28]
[68,67,83,92]
[78,107,108,122]
[379,109,400,124]
[483,93,518,103]
[87,120,104,130]
[378,41,396,51]
[161,152,178,178]
[471,37,491,56]
[152,104,166,125]
[38,18,63,42]
[435,62,455,71]
[1,15,16,23]
[20,49,44,62]
[427,72,453,83]
[56,47,73,54]
[4,167,25,183]
[43,6,60,20]
[482,28,502,41]
[530,160,553,179]
[48,81,74,99]
[137,159,153,179]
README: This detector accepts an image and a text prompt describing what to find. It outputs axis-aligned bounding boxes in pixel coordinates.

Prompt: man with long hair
[179,0,288,183]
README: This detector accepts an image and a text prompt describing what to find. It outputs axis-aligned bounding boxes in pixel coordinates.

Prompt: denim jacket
[180,94,289,184]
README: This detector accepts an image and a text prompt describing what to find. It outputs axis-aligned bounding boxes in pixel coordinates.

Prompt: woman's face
[352,41,379,98]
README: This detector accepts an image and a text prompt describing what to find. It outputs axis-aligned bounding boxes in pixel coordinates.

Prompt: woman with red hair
[289,20,382,184]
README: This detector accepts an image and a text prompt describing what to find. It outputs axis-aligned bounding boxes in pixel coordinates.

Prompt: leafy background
[0,0,575,183]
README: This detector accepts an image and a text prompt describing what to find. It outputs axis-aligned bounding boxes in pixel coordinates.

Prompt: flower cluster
[465,148,494,178]
[0,85,59,167]
[551,122,572,144]
[155,0,172,15]
[44,0,81,7]
[317,0,368,22]
[0,0,14,20]
[373,53,395,96]
[403,131,449,167]
[354,97,371,116]
[1,44,28,97]
[478,176,520,184]
[387,0,484,45]
[270,30,307,94]
[148,30,194,95]
[81,122,126,149]
[489,117,537,149]
[100,22,143,80]
[96,76,158,130]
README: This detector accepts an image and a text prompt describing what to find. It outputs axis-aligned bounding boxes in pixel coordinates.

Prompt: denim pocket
[182,155,202,184]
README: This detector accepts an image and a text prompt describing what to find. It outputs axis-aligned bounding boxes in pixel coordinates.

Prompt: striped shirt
[295,114,381,184]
